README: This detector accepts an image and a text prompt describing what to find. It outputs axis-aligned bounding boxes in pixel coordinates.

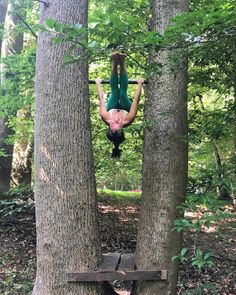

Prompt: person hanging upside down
[95,52,144,157]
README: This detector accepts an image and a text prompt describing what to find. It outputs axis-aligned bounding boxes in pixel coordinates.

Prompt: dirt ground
[0,195,235,295]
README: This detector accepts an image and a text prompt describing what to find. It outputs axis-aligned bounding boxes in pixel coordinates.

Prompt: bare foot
[119,52,127,63]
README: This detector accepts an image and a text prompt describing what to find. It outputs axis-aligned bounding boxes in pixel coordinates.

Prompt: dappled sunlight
[184,205,235,234]
[99,204,122,214]
[38,167,49,182]
[39,145,58,168]
[201,224,218,233]
[98,204,139,223]
[185,212,203,218]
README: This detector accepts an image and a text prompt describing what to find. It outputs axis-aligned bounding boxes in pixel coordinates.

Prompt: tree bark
[0,0,8,194]
[0,117,14,193]
[0,0,7,60]
[33,1,112,295]
[11,108,33,186]
[1,1,24,57]
[198,95,230,200]
[231,44,236,202]
[132,1,188,294]
[0,0,23,195]
[212,142,230,199]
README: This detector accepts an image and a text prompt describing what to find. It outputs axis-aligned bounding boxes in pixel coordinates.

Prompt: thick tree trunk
[133,1,188,294]
[0,0,23,195]
[33,1,111,295]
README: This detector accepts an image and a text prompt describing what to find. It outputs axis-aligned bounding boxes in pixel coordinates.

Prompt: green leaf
[204,252,211,260]
[202,283,216,290]
[33,24,48,32]
[52,37,64,44]
[195,249,203,258]
[181,247,188,256]
[45,18,56,29]
[172,255,179,261]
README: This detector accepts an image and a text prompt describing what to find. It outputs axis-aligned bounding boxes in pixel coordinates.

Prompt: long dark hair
[106,129,125,158]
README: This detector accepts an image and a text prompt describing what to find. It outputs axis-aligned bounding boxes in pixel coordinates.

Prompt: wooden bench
[67,253,168,282]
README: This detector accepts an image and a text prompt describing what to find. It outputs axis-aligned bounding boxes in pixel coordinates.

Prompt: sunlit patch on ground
[0,196,235,294]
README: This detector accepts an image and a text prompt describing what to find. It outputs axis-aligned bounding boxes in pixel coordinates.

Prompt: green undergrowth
[97,188,141,206]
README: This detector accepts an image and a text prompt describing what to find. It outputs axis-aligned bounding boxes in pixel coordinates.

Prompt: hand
[137,78,145,84]
[95,77,103,85]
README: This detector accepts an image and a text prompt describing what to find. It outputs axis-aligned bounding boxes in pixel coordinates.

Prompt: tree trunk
[11,108,33,186]
[0,0,8,195]
[33,1,113,295]
[132,1,188,294]
[0,117,14,193]
[1,1,24,57]
[0,0,7,60]
[198,95,230,200]
[212,142,230,199]
[232,46,236,202]
[0,0,24,195]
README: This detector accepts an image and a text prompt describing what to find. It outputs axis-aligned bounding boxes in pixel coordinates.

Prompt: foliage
[0,148,7,157]
[172,247,214,271]
[0,2,235,295]
[172,192,234,286]
[0,184,33,218]
[1,257,35,294]
[174,193,234,232]
[181,283,216,295]
[0,198,33,218]
[0,44,35,115]
[0,0,235,196]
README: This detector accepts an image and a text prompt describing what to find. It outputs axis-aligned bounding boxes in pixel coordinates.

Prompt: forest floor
[0,192,235,295]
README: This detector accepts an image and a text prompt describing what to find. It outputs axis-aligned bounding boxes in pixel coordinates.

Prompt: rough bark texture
[33,1,111,295]
[0,0,23,195]
[11,140,33,186]
[132,1,188,294]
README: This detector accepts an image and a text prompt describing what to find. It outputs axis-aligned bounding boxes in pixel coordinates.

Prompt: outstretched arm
[126,78,144,123]
[95,78,109,122]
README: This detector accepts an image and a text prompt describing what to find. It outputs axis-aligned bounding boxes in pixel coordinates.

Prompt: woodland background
[0,0,235,294]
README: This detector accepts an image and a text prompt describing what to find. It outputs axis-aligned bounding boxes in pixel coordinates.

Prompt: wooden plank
[161,270,168,280]
[118,254,135,271]
[67,270,167,282]
[99,253,121,271]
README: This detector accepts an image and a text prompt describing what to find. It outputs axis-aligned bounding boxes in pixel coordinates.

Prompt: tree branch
[15,13,37,39]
